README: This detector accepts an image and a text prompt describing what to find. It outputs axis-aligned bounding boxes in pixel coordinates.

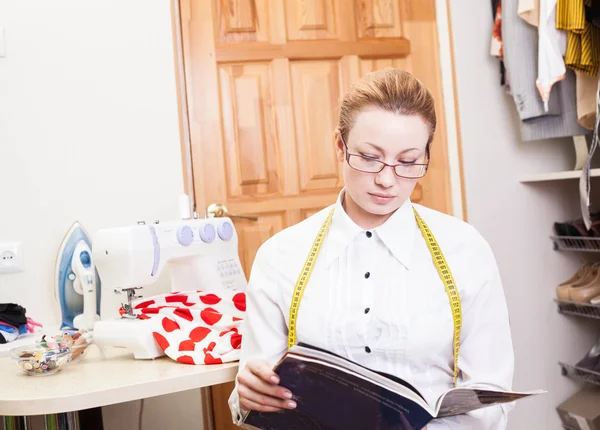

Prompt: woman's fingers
[237,370,294,403]
[237,360,296,413]
[239,397,284,413]
[248,359,281,385]
[238,382,297,410]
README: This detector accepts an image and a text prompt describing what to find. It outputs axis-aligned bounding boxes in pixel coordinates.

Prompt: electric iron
[55,222,101,330]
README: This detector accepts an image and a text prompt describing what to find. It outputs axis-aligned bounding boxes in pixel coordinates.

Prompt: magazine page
[292,343,426,402]
[243,355,434,430]
[434,387,546,418]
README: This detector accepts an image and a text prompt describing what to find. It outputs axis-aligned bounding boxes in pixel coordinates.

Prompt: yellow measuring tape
[287,207,462,387]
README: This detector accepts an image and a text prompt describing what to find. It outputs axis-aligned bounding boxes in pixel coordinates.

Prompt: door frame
[166,0,468,426]
[171,0,196,219]
[436,0,468,221]
[168,5,217,430]
[170,0,468,223]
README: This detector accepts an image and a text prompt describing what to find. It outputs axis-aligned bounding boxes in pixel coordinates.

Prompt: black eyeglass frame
[339,135,430,179]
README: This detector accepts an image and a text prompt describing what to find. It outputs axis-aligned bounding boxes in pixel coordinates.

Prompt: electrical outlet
[0,243,23,274]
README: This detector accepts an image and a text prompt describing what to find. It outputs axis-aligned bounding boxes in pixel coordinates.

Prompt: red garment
[126,290,246,365]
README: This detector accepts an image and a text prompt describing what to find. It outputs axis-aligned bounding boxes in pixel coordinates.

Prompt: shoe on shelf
[553,220,588,237]
[554,212,600,238]
[570,270,600,303]
[556,264,598,301]
[576,336,600,372]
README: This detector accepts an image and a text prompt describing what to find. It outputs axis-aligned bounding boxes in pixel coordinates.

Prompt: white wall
[0,2,205,428]
[0,1,185,322]
[2,1,593,429]
[449,1,599,429]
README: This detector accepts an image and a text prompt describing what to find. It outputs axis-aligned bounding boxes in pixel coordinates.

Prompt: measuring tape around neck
[287,206,462,387]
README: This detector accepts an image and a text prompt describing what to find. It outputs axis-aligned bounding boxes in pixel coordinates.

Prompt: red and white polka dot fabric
[123,290,246,365]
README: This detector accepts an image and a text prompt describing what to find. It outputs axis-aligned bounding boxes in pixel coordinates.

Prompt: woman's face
[336,106,430,217]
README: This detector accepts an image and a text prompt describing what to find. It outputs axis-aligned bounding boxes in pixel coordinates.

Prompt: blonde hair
[338,68,436,146]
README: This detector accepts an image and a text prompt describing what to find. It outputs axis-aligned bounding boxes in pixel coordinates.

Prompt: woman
[228,68,514,429]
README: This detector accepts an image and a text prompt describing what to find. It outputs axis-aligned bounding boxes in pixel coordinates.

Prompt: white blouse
[229,192,514,429]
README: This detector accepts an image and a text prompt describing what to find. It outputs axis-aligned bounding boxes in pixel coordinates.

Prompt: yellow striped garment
[556,0,600,76]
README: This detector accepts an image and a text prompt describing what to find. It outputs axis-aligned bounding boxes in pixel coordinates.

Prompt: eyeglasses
[340,135,430,179]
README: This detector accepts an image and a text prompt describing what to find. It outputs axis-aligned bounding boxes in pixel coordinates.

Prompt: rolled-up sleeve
[429,230,515,430]
[228,239,289,426]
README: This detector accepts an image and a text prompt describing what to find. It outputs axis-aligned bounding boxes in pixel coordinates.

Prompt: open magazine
[242,343,544,430]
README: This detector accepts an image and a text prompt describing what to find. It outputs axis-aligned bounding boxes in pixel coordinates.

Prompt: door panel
[290,60,344,191]
[216,0,270,43]
[235,213,286,279]
[179,0,453,428]
[285,0,337,40]
[356,0,403,38]
[218,62,281,197]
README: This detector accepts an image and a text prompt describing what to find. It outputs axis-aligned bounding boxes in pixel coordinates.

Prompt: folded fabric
[0,303,27,327]
[126,290,246,365]
[0,329,18,344]
[23,317,42,334]
[0,321,17,332]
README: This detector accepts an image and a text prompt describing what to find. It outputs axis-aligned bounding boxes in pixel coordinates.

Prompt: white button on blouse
[229,191,515,429]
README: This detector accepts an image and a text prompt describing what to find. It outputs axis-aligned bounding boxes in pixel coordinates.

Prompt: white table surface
[0,345,238,416]
[0,332,40,358]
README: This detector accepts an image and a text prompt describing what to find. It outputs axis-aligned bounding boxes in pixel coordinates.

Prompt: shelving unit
[520,136,595,183]
[556,300,600,319]
[520,168,600,183]
[559,362,600,388]
[553,234,600,392]
[551,236,600,252]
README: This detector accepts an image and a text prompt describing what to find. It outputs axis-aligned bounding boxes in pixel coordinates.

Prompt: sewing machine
[91,216,247,359]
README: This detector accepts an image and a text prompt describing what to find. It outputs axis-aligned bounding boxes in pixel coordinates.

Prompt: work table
[0,345,238,416]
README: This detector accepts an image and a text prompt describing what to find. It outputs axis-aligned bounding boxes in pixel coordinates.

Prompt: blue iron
[55,222,101,330]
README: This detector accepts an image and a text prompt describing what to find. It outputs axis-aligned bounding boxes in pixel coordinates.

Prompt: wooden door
[179,1,453,428]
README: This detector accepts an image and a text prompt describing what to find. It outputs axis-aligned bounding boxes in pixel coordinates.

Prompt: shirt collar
[324,191,363,268]
[324,189,417,270]
[374,196,417,270]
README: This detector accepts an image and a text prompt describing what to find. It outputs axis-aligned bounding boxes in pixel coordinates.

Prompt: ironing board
[0,345,238,429]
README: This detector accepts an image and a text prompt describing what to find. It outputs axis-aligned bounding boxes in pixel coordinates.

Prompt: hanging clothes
[491,2,504,57]
[491,0,508,87]
[587,0,600,28]
[556,0,600,76]
[576,70,599,129]
[537,0,568,111]
[502,0,591,140]
[519,0,541,26]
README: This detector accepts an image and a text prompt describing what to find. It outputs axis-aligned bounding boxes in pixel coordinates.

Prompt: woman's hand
[237,359,297,413]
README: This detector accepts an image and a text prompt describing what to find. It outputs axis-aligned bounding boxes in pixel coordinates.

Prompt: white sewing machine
[91,215,247,359]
